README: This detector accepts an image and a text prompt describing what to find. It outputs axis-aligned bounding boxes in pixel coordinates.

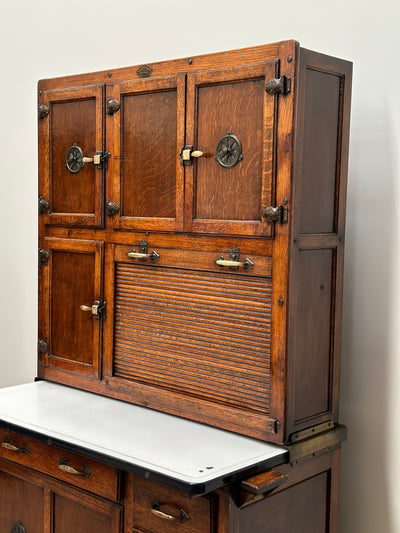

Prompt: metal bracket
[262,204,288,224]
[265,76,291,95]
[287,424,347,466]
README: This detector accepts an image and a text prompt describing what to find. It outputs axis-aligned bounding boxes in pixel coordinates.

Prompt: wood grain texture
[0,467,44,533]
[108,75,185,232]
[185,61,277,237]
[131,474,213,533]
[113,263,272,413]
[37,41,352,446]
[40,237,103,378]
[40,84,104,228]
[0,458,122,533]
[0,428,119,501]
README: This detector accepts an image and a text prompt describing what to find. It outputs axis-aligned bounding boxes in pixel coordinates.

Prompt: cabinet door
[39,238,104,378]
[53,493,121,533]
[185,62,277,237]
[107,75,185,232]
[0,469,44,533]
[39,84,104,227]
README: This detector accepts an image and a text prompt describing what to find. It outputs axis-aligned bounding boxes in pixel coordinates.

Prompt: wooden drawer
[0,428,120,501]
[132,475,214,533]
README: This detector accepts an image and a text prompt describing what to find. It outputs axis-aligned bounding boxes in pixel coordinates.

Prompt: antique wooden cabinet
[0,39,352,533]
[37,39,352,445]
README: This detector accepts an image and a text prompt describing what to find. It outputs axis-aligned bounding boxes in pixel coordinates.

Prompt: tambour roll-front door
[185,61,278,237]
[38,84,104,227]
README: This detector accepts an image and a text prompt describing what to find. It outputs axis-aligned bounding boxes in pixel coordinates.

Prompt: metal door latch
[65,143,111,173]
[179,145,204,166]
[80,300,106,319]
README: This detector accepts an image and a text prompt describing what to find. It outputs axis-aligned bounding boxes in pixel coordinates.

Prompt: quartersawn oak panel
[0,468,44,533]
[122,90,177,218]
[113,264,272,413]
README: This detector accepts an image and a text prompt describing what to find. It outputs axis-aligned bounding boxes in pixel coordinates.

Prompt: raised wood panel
[0,468,44,533]
[112,260,272,414]
[108,75,185,232]
[186,61,277,237]
[292,249,334,423]
[299,69,343,234]
[40,238,103,377]
[54,494,112,533]
[40,84,104,227]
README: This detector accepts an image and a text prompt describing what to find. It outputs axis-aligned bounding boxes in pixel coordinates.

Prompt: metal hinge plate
[265,75,291,95]
[262,204,288,224]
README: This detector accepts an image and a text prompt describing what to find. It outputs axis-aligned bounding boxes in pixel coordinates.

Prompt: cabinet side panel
[287,48,352,439]
[299,69,342,233]
[292,249,334,422]
[238,472,329,532]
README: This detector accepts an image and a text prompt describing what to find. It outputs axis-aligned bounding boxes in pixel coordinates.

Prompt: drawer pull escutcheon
[151,500,190,523]
[59,458,91,478]
[2,437,30,455]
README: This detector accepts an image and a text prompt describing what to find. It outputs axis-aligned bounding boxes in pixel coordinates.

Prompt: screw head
[287,56,293,63]
[107,72,112,78]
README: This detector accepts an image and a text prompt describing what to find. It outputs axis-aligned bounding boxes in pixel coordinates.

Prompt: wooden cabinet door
[107,75,185,232]
[39,84,104,227]
[185,62,278,237]
[53,492,121,533]
[39,238,104,378]
[0,469,44,533]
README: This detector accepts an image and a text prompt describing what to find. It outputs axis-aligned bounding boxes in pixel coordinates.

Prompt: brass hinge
[262,203,288,224]
[265,76,291,95]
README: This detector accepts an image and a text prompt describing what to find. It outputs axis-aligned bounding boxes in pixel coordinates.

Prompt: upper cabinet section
[107,75,185,232]
[185,61,277,237]
[38,84,105,228]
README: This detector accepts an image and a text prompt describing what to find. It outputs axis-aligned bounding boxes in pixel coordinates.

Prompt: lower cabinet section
[0,458,122,533]
[0,428,341,533]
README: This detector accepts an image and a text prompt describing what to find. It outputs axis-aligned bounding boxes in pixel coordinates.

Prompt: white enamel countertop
[0,381,287,491]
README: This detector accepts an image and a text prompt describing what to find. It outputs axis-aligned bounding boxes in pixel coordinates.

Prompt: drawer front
[0,428,119,501]
[132,475,213,533]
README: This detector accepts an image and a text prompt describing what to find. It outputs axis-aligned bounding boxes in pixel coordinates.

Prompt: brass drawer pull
[215,257,254,271]
[59,458,90,478]
[2,437,29,455]
[151,500,190,523]
[127,250,160,263]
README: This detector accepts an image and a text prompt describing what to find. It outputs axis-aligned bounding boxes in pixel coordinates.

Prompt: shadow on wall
[339,98,397,532]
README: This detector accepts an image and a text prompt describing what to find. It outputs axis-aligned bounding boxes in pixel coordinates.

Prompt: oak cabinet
[37,40,352,446]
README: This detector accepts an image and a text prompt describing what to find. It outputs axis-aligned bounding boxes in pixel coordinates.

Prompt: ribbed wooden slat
[113,264,272,414]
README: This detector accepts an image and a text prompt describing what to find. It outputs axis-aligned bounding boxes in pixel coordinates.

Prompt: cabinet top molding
[37,40,351,92]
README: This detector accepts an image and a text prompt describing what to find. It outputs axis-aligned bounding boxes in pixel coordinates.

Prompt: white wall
[1,1,399,531]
